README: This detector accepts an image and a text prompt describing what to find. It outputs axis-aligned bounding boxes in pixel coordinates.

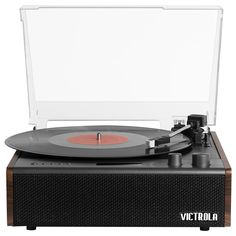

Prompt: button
[168,153,182,168]
[192,153,210,168]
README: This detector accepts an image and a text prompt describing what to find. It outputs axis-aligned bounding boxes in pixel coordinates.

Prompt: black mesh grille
[13,174,225,227]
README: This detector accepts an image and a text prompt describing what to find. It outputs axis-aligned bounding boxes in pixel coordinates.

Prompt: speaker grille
[13,174,224,227]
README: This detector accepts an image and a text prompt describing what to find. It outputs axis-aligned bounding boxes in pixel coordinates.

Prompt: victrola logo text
[180,213,218,221]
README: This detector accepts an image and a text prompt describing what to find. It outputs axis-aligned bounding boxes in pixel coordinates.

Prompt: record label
[67,133,128,145]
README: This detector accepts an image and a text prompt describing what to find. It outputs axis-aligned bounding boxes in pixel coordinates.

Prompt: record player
[5,6,231,231]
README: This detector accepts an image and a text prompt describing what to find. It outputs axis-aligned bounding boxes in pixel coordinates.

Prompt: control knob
[168,153,182,168]
[192,153,210,168]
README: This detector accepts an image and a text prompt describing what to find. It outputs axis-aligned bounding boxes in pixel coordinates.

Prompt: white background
[0,0,235,235]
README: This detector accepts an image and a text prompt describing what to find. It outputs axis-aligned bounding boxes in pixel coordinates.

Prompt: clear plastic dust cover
[20,6,223,129]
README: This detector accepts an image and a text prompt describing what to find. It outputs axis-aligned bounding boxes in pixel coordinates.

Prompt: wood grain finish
[6,151,20,226]
[211,132,231,226]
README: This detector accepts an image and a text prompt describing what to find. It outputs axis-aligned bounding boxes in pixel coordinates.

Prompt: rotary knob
[168,153,182,168]
[192,153,210,168]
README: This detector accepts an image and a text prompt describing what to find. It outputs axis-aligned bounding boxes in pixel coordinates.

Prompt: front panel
[12,173,225,227]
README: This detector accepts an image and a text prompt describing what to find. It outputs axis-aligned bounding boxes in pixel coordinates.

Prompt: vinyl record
[5,126,192,158]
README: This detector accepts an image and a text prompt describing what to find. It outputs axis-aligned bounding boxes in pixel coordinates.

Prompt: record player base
[6,132,231,231]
